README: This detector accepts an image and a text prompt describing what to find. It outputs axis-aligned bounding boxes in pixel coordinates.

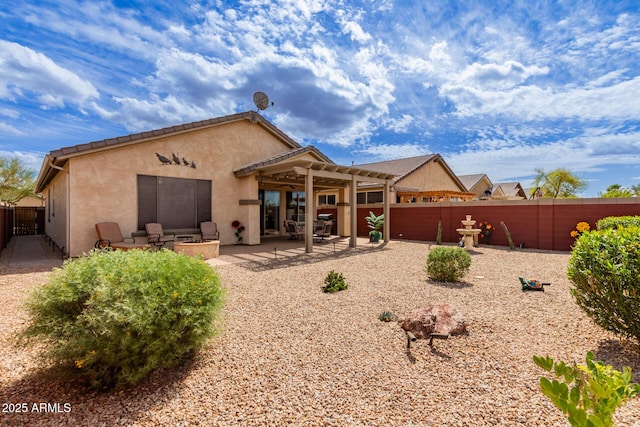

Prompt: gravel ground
[1,241,639,426]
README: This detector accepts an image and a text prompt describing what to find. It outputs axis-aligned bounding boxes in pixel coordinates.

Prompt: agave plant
[378,311,396,322]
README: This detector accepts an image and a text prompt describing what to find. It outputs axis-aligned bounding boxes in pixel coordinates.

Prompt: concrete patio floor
[207,235,385,267]
[1,234,387,270]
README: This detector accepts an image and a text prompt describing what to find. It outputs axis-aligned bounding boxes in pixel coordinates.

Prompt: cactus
[500,221,515,250]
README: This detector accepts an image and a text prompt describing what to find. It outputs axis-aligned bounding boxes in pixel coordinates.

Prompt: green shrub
[596,215,640,230]
[20,249,225,389]
[425,246,471,282]
[567,227,640,342]
[533,352,640,427]
[322,270,348,293]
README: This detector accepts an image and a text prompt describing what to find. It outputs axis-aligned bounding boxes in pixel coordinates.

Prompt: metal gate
[14,207,44,235]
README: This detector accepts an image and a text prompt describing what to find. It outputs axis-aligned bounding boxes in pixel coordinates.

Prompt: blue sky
[1,0,639,197]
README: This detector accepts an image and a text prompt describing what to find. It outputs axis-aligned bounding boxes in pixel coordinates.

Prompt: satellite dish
[253,91,273,111]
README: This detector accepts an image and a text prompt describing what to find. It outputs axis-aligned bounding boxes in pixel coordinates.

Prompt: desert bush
[322,270,348,293]
[567,226,640,342]
[596,215,640,230]
[533,352,640,427]
[20,249,225,389]
[425,246,471,282]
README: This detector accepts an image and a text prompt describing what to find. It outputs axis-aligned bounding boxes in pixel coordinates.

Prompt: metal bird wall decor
[155,152,172,165]
[155,152,197,169]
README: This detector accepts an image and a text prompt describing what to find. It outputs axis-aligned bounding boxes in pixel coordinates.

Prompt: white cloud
[446,128,640,188]
[93,95,211,131]
[0,122,26,136]
[429,41,452,65]
[439,72,640,122]
[384,114,414,133]
[457,60,549,90]
[356,143,431,161]
[21,1,176,60]
[0,150,45,171]
[74,1,397,147]
[0,41,99,108]
[336,10,372,43]
[0,108,20,119]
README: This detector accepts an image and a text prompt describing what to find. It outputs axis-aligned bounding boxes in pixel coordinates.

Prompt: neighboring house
[34,111,393,258]
[15,195,45,207]
[354,154,473,203]
[492,182,528,200]
[458,174,494,200]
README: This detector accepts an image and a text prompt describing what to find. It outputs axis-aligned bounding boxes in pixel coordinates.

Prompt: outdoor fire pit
[173,239,219,259]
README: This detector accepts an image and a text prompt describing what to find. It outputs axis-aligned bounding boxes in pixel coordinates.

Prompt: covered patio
[234,150,395,253]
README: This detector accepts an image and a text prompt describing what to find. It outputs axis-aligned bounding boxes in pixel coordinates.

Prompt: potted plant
[365,211,384,243]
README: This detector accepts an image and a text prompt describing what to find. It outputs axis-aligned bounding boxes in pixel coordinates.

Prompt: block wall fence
[325,197,640,252]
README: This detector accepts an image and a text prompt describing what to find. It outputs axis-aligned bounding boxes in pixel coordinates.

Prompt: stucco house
[492,182,528,200]
[353,154,473,203]
[35,112,394,258]
[458,174,494,200]
[15,195,45,207]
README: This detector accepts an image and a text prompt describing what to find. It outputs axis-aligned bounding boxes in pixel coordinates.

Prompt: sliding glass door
[259,190,280,236]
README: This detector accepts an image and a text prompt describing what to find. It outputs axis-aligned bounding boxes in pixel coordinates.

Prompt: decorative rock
[398,303,467,338]
[398,311,436,339]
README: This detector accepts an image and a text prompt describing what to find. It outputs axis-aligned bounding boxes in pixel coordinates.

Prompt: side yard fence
[0,205,13,253]
[348,197,640,252]
[0,206,47,254]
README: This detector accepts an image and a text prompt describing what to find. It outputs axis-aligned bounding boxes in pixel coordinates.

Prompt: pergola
[234,156,395,253]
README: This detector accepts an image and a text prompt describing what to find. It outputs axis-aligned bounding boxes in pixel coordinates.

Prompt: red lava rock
[398,303,467,338]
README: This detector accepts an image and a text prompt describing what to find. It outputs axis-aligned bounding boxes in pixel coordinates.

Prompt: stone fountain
[456,215,481,249]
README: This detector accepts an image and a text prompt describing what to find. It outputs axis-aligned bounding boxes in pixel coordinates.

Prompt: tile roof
[457,174,487,190]
[47,111,300,159]
[354,154,438,183]
[233,146,334,176]
[494,182,527,197]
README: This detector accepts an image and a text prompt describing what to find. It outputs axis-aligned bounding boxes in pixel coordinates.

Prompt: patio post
[305,168,314,253]
[350,174,358,248]
[384,179,391,243]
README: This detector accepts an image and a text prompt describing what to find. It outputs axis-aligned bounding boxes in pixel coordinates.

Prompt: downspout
[48,160,70,257]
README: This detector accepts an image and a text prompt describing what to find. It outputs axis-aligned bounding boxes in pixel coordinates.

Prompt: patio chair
[200,221,220,240]
[313,220,332,242]
[284,220,304,240]
[144,223,175,248]
[95,222,148,250]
